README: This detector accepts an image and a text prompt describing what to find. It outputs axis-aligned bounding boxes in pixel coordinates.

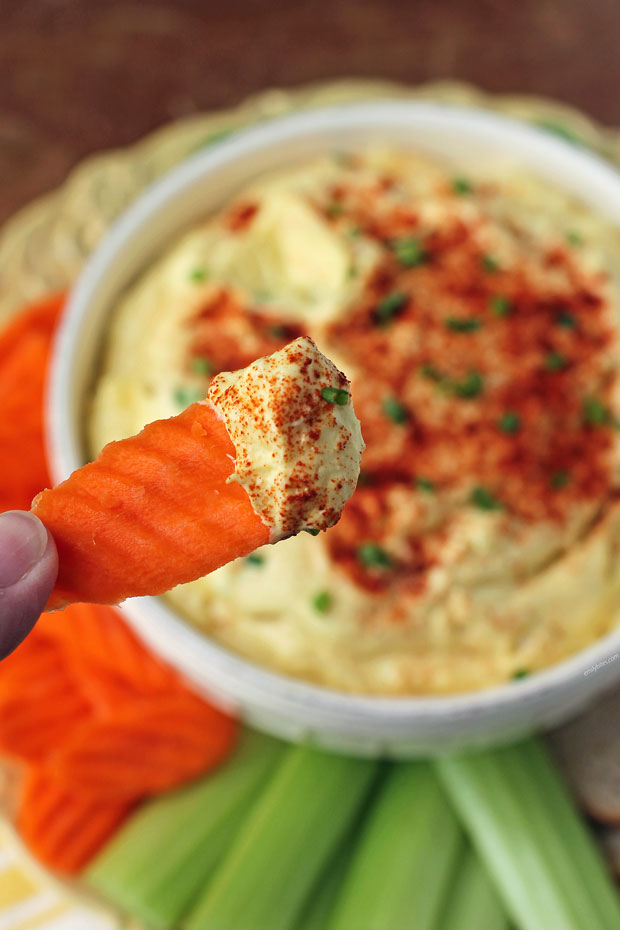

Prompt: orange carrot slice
[47,691,237,799]
[17,767,132,875]
[32,401,270,610]
[0,293,64,513]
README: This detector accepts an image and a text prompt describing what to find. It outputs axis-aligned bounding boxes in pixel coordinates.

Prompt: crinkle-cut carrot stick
[32,400,270,610]
[17,768,133,875]
[0,293,64,513]
[48,691,238,800]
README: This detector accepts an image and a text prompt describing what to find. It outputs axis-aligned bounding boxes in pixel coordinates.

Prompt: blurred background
[2,0,620,225]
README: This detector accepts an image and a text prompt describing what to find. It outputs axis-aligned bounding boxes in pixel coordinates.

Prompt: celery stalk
[328,762,463,930]
[86,730,285,930]
[295,839,355,930]
[439,846,509,930]
[435,737,620,930]
[184,744,378,930]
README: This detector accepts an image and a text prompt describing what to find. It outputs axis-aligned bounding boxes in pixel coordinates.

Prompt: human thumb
[0,511,58,659]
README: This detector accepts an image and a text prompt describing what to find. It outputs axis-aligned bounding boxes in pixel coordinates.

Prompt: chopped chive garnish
[449,370,484,399]
[498,411,521,434]
[326,201,344,218]
[470,486,503,511]
[550,470,570,490]
[303,528,320,536]
[173,387,205,408]
[415,476,436,493]
[392,237,427,268]
[481,254,500,274]
[452,176,472,195]
[513,669,530,680]
[566,230,583,246]
[421,363,443,382]
[382,396,409,424]
[445,317,482,333]
[189,267,209,283]
[554,310,577,329]
[583,396,610,426]
[373,292,408,326]
[245,553,265,566]
[321,386,350,406]
[348,225,361,238]
[544,351,568,372]
[489,295,512,317]
[191,356,212,376]
[312,591,333,613]
[357,543,393,570]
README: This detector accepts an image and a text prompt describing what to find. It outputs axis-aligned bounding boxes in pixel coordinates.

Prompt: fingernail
[0,511,49,589]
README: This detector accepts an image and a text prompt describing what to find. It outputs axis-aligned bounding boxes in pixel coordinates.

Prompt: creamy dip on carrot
[90,149,620,695]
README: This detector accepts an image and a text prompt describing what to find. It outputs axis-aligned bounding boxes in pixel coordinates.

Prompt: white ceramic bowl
[48,101,620,756]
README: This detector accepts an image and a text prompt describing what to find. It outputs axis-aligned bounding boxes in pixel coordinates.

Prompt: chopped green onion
[421,363,443,382]
[440,846,510,930]
[392,237,428,268]
[312,591,333,613]
[303,528,321,536]
[470,486,503,511]
[373,292,408,326]
[189,267,209,283]
[449,371,484,399]
[497,411,521,434]
[190,356,212,376]
[452,176,473,195]
[357,543,393,570]
[445,317,482,333]
[583,397,610,426]
[86,730,284,930]
[321,386,350,406]
[329,764,463,930]
[555,310,577,329]
[382,396,409,424]
[489,295,512,317]
[173,386,205,408]
[566,230,583,246]
[481,254,500,274]
[184,745,378,930]
[348,225,361,238]
[536,119,584,146]
[435,737,620,930]
[513,669,530,680]
[415,476,436,493]
[245,552,265,566]
[544,351,568,372]
[327,201,344,218]
[550,469,570,490]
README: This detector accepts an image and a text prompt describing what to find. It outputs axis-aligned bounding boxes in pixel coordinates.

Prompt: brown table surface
[2,0,620,228]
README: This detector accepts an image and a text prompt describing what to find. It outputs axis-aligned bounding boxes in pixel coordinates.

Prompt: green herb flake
[550,470,570,490]
[303,528,321,536]
[245,552,265,566]
[373,292,408,326]
[544,351,568,372]
[452,176,473,195]
[357,543,394,570]
[189,267,209,283]
[481,254,500,274]
[312,590,333,613]
[554,310,577,329]
[421,363,443,382]
[173,386,205,408]
[498,411,522,434]
[583,396,610,427]
[348,225,361,238]
[489,295,513,317]
[536,119,584,146]
[392,237,428,268]
[415,476,436,493]
[326,201,344,219]
[195,128,235,151]
[321,386,350,406]
[470,486,503,511]
[382,396,409,425]
[449,370,484,399]
[445,317,482,333]
[191,356,212,376]
[513,668,530,680]
[566,230,583,247]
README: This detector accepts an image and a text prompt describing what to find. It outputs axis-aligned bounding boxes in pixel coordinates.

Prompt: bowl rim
[48,98,620,722]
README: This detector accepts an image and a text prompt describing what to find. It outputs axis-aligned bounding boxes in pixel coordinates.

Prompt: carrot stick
[32,400,270,609]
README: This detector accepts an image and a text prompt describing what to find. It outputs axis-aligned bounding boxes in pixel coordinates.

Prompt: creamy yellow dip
[90,149,620,695]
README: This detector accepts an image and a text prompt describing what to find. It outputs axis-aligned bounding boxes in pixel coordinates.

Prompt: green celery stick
[295,819,363,930]
[86,729,285,930]
[435,737,620,930]
[184,744,379,930]
[328,762,463,930]
[439,845,509,930]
